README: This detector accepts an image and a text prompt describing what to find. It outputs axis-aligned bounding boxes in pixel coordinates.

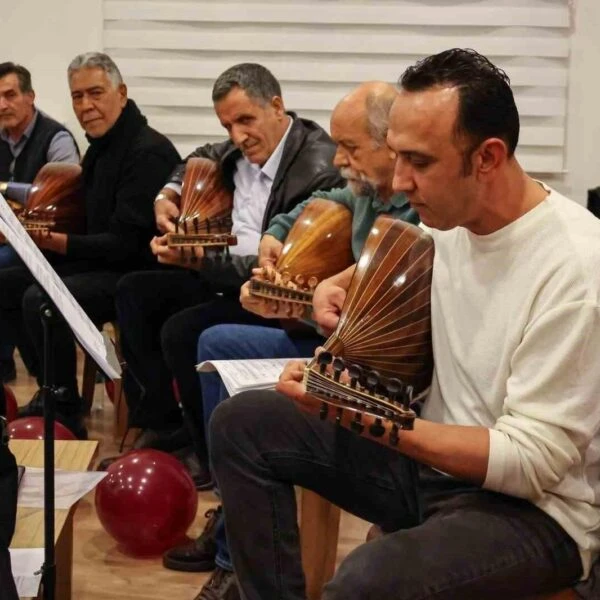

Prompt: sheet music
[196,358,307,397]
[0,193,120,379]
[8,548,44,597]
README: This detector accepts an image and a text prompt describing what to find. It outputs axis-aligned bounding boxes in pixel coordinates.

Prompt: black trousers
[210,391,584,600]
[115,269,277,449]
[0,262,122,401]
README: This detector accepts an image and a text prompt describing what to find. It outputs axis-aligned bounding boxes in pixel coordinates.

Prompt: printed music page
[0,193,120,379]
[196,358,309,397]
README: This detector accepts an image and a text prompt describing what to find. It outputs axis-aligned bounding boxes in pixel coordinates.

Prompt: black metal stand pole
[40,302,57,600]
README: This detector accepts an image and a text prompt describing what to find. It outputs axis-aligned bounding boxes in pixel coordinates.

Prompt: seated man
[209,49,600,599]
[115,63,343,481]
[0,61,80,382]
[0,386,18,600]
[162,81,420,599]
[0,52,180,438]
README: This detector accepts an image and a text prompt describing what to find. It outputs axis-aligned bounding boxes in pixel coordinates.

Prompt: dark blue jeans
[210,391,584,600]
[198,324,323,572]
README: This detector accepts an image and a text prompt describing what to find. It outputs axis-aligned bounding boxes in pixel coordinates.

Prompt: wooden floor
[9,349,370,600]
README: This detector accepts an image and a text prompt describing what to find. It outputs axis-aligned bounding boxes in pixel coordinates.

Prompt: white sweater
[421,188,600,576]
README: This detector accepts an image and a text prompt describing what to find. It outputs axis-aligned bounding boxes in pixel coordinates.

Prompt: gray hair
[212,63,282,105]
[365,88,397,148]
[67,52,123,88]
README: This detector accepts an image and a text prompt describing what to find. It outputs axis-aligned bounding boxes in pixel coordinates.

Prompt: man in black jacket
[0,52,180,438]
[115,63,343,484]
[0,386,18,600]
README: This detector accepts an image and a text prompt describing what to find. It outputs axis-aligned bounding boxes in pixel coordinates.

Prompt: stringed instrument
[249,198,354,314]
[302,215,434,445]
[166,157,236,262]
[19,162,85,235]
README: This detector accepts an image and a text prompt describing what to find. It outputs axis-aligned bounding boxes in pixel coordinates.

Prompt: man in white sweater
[207,49,600,600]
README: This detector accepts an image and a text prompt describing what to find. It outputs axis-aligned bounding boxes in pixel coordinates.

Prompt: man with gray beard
[162,81,419,600]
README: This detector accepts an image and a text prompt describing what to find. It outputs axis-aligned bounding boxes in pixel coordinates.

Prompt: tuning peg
[295,274,305,288]
[369,418,386,438]
[332,357,345,382]
[402,385,414,411]
[365,370,380,396]
[182,219,189,234]
[350,412,364,434]
[386,378,404,403]
[193,216,199,233]
[317,351,333,374]
[307,276,318,291]
[389,423,399,447]
[347,364,363,389]
[319,403,329,420]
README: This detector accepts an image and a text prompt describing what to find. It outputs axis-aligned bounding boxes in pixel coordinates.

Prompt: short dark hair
[212,63,282,104]
[400,49,520,167]
[0,62,33,94]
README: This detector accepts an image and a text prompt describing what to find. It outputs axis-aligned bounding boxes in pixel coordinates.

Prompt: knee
[324,542,391,600]
[21,285,43,320]
[197,325,235,362]
[115,273,142,312]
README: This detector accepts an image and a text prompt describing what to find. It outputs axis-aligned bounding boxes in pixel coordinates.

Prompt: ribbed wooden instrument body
[249,198,354,306]
[167,157,235,250]
[20,163,84,234]
[303,216,434,433]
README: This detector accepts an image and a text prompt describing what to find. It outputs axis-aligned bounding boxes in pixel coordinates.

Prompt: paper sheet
[17,466,107,510]
[9,548,44,598]
[0,194,120,379]
[196,357,308,397]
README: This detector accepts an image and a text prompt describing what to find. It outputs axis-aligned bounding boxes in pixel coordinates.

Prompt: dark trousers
[116,269,276,443]
[210,391,583,600]
[0,441,18,600]
[0,262,121,401]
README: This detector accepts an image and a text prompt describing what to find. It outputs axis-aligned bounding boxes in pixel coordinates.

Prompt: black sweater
[66,100,180,271]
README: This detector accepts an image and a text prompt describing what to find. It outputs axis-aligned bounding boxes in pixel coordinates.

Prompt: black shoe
[194,567,240,600]
[18,389,88,440]
[172,445,214,491]
[132,425,190,452]
[0,358,16,383]
[163,506,221,572]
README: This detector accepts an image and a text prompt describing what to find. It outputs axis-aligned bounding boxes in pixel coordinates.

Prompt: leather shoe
[193,566,240,600]
[163,506,221,572]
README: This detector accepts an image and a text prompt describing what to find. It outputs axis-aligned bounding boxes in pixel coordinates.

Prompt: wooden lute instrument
[303,215,434,444]
[19,162,85,235]
[249,198,354,314]
[166,157,236,262]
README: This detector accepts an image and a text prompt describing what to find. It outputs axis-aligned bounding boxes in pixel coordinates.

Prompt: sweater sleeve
[484,301,600,500]
[66,148,173,263]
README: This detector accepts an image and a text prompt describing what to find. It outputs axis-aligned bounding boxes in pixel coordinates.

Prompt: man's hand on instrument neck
[275,359,322,416]
[154,188,180,234]
[240,275,306,319]
[150,233,204,269]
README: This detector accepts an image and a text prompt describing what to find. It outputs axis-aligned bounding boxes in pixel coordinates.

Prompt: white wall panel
[104,0,571,173]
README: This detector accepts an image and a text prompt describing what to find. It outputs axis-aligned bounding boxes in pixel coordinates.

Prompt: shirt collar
[0,109,38,145]
[260,116,294,182]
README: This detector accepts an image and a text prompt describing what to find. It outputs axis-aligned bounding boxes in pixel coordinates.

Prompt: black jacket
[167,113,344,291]
[66,100,180,271]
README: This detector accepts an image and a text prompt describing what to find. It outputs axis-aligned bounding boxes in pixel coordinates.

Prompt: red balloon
[8,417,77,440]
[95,449,197,557]
[3,385,17,423]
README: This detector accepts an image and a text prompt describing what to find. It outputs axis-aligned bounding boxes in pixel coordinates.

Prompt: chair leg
[81,352,97,415]
[300,489,341,600]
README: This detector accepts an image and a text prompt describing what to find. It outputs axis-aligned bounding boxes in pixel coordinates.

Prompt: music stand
[0,195,121,600]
